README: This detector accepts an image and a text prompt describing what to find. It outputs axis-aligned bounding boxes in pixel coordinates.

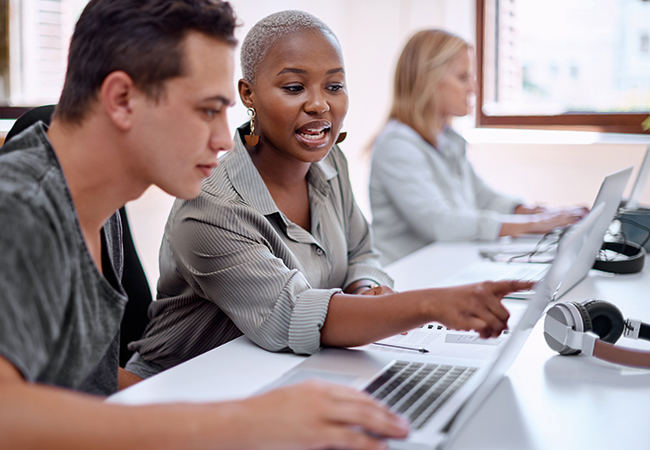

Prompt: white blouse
[369,120,521,265]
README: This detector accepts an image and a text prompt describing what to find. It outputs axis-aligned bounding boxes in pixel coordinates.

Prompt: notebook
[261,201,611,450]
[474,166,633,300]
[623,144,650,210]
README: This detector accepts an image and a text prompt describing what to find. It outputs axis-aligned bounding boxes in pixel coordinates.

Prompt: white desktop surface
[109,240,650,449]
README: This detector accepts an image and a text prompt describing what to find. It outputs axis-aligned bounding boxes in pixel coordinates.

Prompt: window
[0,0,88,118]
[476,0,650,134]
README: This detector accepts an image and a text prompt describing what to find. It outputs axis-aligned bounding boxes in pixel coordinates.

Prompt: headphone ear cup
[544,302,590,355]
[570,301,593,334]
[582,300,625,344]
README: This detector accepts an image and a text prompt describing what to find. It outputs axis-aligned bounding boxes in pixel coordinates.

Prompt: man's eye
[204,109,219,118]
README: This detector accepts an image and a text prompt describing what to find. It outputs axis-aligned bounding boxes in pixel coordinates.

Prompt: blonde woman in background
[369,30,586,265]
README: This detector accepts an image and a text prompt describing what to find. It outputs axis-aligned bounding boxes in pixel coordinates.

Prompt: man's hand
[236,380,410,449]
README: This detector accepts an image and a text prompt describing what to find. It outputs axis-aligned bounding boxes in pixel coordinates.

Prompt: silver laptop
[262,204,608,449]
[476,166,632,300]
[623,144,650,210]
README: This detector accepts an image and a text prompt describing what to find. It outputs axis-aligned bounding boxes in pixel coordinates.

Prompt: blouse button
[316,248,324,256]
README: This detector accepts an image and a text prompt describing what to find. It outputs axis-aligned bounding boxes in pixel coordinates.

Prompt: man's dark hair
[55,0,237,124]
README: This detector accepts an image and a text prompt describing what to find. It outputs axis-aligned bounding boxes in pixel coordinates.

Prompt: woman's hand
[514,204,546,215]
[501,207,587,237]
[527,208,587,234]
[422,280,534,338]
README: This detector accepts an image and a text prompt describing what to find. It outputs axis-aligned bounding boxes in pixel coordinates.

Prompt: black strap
[640,323,650,341]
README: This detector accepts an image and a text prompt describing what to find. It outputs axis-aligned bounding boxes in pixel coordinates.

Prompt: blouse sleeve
[469,164,522,214]
[167,200,338,355]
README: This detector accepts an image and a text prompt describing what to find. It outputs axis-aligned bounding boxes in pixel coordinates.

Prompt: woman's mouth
[295,121,331,148]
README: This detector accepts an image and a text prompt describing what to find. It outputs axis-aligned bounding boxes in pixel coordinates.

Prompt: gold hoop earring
[336,131,347,144]
[244,108,259,147]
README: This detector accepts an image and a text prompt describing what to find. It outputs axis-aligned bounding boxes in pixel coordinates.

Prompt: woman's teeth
[298,129,327,140]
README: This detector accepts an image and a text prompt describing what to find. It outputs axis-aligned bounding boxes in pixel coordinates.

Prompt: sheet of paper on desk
[371,328,443,349]
[445,333,504,345]
[357,328,506,357]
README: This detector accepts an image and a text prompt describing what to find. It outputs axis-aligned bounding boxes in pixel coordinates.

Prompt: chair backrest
[2,105,153,367]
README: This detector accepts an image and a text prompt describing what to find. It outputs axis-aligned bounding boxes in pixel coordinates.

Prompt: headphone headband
[592,241,645,274]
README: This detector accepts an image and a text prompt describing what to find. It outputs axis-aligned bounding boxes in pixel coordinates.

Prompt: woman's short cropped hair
[240,10,339,84]
[389,30,469,145]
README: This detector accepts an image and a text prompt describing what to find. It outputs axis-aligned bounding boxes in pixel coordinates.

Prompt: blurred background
[1,0,649,291]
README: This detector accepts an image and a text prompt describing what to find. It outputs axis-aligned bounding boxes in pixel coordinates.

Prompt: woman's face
[437,49,475,119]
[242,30,348,164]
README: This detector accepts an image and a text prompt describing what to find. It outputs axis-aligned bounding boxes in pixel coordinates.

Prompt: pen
[373,342,429,353]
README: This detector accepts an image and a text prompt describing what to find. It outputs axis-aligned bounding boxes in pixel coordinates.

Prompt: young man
[0,0,409,448]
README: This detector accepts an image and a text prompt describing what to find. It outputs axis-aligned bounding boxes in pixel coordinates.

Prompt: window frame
[475,0,650,135]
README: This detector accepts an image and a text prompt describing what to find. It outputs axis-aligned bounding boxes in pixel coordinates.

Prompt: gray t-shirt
[0,123,127,395]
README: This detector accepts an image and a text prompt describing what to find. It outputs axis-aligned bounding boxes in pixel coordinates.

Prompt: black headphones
[544,300,650,369]
[592,241,645,274]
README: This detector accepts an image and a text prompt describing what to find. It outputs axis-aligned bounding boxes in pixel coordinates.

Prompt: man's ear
[238,79,255,109]
[99,71,138,131]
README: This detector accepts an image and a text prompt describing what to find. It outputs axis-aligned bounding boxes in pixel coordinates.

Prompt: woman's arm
[320,280,533,347]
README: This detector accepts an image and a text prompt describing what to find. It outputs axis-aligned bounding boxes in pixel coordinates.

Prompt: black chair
[2,105,152,367]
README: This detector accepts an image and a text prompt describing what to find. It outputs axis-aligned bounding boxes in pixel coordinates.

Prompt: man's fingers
[322,425,389,450]
[325,386,410,438]
[323,402,410,440]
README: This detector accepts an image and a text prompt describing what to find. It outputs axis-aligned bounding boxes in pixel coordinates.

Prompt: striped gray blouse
[127,129,393,376]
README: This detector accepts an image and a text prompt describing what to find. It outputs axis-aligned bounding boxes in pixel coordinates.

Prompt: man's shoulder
[0,124,60,201]
[0,128,76,253]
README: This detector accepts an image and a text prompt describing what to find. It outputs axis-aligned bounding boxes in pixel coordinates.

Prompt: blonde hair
[389,30,469,146]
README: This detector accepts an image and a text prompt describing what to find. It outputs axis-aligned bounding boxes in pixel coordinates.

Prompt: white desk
[109,241,650,449]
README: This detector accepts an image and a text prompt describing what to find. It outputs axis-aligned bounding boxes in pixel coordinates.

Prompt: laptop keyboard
[499,264,549,282]
[364,361,477,429]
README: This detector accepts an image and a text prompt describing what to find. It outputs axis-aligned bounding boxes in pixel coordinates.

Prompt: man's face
[129,32,235,200]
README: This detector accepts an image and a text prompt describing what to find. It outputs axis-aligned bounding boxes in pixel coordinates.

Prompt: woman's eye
[328,84,344,92]
[283,85,304,93]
